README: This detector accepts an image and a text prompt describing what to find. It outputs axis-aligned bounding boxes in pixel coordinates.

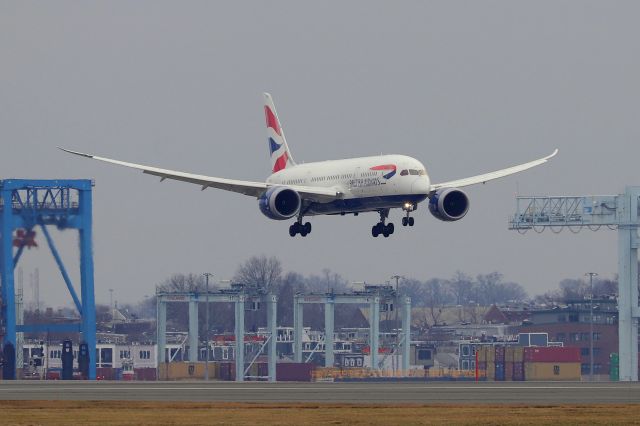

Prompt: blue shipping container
[495,363,505,381]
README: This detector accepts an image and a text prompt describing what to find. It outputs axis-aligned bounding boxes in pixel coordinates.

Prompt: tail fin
[264,93,296,173]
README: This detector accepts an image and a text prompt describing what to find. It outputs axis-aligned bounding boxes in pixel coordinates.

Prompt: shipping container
[495,346,506,362]
[486,363,496,381]
[134,368,157,381]
[513,346,524,363]
[505,362,514,381]
[505,346,514,363]
[96,367,117,381]
[276,363,315,382]
[524,347,580,363]
[158,362,219,380]
[513,362,525,381]
[477,346,487,362]
[524,362,581,381]
[46,370,61,380]
[495,362,505,381]
[219,362,236,381]
[487,346,495,362]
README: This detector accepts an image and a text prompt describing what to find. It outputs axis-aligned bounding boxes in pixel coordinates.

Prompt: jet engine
[258,186,301,220]
[428,188,469,221]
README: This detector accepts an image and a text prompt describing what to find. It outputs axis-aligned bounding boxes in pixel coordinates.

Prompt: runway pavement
[0,381,638,403]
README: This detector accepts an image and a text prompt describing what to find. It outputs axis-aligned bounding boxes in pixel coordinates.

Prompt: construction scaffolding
[509,187,640,381]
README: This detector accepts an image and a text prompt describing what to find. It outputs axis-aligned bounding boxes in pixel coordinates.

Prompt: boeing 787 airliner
[61,93,557,238]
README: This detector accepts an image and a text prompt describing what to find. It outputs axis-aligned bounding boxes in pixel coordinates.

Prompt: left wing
[59,148,342,202]
[430,149,558,192]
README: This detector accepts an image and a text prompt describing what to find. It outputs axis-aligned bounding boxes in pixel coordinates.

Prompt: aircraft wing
[59,148,342,202]
[430,149,558,192]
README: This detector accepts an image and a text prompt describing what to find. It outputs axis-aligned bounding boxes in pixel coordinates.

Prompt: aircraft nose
[411,177,431,194]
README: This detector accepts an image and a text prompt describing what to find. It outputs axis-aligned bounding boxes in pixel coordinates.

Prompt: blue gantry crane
[0,179,96,379]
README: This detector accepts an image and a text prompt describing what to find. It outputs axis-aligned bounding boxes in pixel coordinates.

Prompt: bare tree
[157,273,205,292]
[399,278,425,306]
[501,281,528,303]
[558,278,589,300]
[234,255,282,290]
[423,278,449,325]
[476,272,503,305]
[450,271,473,306]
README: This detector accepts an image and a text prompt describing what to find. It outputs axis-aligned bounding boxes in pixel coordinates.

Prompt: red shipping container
[524,347,580,363]
[96,367,116,381]
[219,362,236,381]
[46,371,61,380]
[276,363,315,382]
[134,368,157,381]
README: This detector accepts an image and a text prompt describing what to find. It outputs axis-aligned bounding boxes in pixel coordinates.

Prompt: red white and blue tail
[264,93,296,174]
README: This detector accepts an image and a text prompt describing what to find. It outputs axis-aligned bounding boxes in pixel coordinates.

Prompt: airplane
[61,93,558,238]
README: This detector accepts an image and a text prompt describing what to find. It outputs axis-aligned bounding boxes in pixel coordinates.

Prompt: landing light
[404,202,412,209]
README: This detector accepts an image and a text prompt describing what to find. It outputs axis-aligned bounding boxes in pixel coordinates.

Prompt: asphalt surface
[0,381,638,403]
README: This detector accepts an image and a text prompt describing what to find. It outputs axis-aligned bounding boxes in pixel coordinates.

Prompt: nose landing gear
[402,203,416,227]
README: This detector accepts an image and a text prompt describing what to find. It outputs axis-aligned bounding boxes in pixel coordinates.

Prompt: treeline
[136,256,530,334]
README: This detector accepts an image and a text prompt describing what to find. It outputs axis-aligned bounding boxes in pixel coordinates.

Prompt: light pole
[390,275,404,375]
[203,272,213,381]
[109,288,114,331]
[585,272,598,381]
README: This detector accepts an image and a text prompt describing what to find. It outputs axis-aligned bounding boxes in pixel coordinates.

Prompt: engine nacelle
[428,188,469,221]
[258,186,301,220]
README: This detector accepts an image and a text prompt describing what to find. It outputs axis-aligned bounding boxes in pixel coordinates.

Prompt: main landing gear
[289,220,312,237]
[372,209,394,238]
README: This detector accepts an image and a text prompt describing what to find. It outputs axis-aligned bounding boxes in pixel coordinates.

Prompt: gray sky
[2,1,639,308]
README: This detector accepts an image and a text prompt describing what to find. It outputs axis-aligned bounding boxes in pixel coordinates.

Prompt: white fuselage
[266,154,431,215]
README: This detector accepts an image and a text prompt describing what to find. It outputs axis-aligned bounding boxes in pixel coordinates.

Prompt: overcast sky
[2,1,639,308]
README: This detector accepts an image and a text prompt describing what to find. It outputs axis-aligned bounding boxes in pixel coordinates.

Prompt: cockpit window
[409,169,419,175]
[400,169,408,176]
[418,169,426,176]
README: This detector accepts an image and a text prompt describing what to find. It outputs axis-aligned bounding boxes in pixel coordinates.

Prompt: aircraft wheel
[372,225,380,238]
[386,223,394,235]
[289,224,298,237]
[408,217,414,227]
[402,217,408,226]
[304,222,312,234]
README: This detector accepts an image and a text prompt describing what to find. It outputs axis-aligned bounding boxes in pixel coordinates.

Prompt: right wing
[59,148,342,202]
[430,149,558,192]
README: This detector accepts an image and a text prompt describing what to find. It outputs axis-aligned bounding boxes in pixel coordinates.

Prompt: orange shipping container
[505,362,514,381]
[159,362,219,381]
[524,362,581,381]
[486,363,496,381]
[477,347,486,362]
[513,346,524,363]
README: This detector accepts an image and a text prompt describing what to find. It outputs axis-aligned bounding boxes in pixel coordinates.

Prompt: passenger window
[400,170,408,176]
